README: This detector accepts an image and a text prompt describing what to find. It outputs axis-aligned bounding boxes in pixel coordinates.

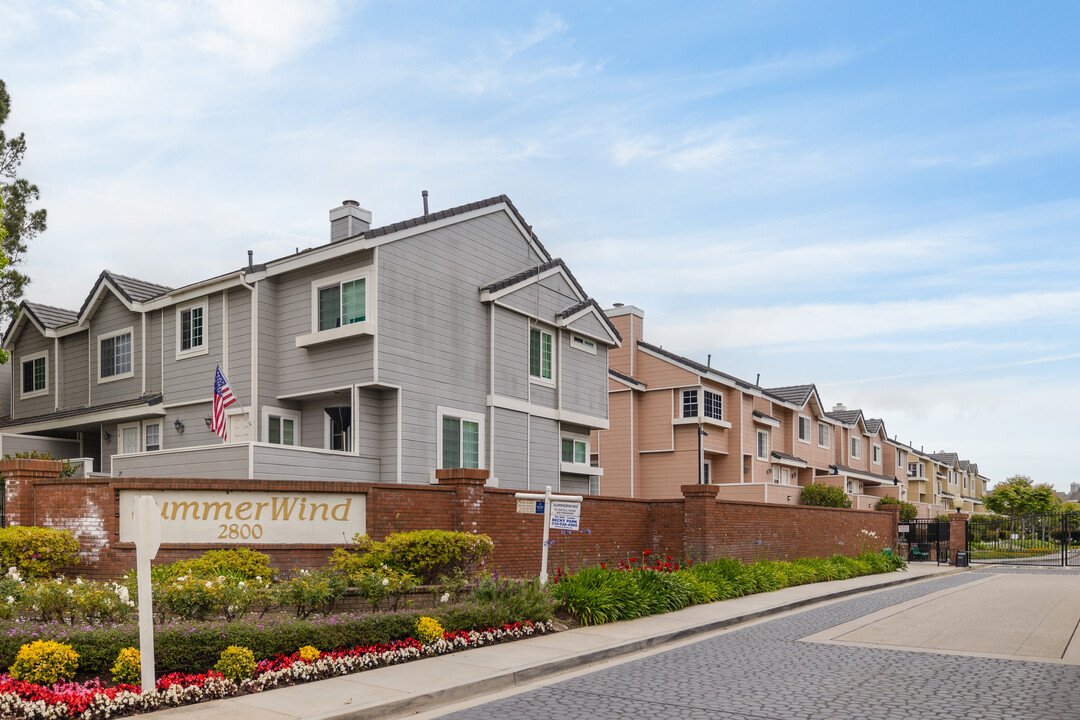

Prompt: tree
[0,78,46,320]
[982,475,1060,517]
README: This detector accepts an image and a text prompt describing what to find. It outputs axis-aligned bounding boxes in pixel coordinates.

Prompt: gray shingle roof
[753,409,780,424]
[771,451,807,465]
[23,302,78,329]
[825,409,863,425]
[637,341,787,400]
[831,463,899,484]
[865,418,884,434]
[107,271,172,303]
[608,368,645,387]
[0,394,164,429]
[764,384,816,405]
[929,452,959,466]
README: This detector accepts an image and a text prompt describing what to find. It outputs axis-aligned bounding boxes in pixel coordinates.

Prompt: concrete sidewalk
[153,563,960,720]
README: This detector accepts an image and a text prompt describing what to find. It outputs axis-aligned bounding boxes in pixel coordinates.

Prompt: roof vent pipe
[707,354,711,368]
[422,190,429,215]
[247,250,253,271]
[755,373,760,386]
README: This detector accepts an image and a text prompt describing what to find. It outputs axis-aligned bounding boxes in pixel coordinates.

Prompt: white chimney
[832,403,847,412]
[330,200,372,242]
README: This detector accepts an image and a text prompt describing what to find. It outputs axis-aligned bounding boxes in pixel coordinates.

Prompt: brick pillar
[435,468,489,534]
[682,484,719,563]
[880,503,901,547]
[948,512,968,566]
[0,458,63,527]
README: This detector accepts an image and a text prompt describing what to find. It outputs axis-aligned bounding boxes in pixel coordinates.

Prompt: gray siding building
[0,195,619,492]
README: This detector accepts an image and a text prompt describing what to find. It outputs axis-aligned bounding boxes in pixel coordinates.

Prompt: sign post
[134,495,161,693]
[514,485,583,584]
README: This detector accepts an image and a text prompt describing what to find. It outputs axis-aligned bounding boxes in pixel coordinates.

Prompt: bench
[909,544,930,561]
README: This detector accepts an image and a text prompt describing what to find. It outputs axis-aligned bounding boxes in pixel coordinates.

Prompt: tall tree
[0,79,46,320]
[983,475,1060,517]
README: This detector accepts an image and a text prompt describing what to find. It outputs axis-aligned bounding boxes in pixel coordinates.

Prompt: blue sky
[2,1,1079,491]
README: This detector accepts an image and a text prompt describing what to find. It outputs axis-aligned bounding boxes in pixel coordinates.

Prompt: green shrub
[467,574,554,622]
[22,577,79,623]
[353,567,417,611]
[111,647,141,686]
[551,566,647,625]
[875,496,919,522]
[0,526,80,579]
[798,482,852,509]
[153,548,275,583]
[934,514,952,523]
[274,568,347,618]
[214,645,256,682]
[331,530,493,584]
[9,639,79,685]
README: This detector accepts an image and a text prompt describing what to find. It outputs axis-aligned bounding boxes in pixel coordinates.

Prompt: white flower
[217,575,226,582]
[255,576,262,582]
[67,588,74,595]
[205,581,213,588]
[381,578,389,587]
[238,581,246,588]
[440,592,450,603]
[5,596,13,604]
[75,577,84,585]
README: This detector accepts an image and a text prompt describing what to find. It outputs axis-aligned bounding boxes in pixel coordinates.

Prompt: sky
[1,1,1078,491]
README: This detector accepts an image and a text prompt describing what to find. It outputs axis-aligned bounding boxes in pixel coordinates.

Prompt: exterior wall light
[174,418,185,435]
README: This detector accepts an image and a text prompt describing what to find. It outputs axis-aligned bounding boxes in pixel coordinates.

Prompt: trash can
[955,551,968,567]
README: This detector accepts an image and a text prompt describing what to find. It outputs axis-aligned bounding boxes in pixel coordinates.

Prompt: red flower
[643,550,652,556]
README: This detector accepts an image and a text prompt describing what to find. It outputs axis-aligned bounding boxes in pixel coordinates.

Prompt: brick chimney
[329,200,372,242]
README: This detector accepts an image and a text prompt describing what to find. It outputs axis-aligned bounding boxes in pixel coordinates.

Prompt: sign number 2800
[218,523,263,540]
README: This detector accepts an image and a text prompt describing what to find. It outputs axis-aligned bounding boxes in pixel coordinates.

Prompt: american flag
[212,366,237,440]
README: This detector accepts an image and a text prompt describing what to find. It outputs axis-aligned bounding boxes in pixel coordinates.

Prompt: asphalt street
[432,569,1080,720]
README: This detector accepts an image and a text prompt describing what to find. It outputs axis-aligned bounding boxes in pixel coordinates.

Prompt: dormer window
[177,300,208,359]
[99,328,133,382]
[20,351,47,398]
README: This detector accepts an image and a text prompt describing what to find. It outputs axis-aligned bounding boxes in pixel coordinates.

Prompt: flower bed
[0,620,556,719]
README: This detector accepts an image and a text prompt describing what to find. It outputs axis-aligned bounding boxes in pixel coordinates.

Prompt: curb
[307,567,967,720]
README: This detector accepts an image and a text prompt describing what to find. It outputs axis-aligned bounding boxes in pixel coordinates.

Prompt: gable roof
[77,270,172,319]
[24,302,78,330]
[825,409,863,425]
[930,452,960,467]
[638,340,786,399]
[765,384,816,405]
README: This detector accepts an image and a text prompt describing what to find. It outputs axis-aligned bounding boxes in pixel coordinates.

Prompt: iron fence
[967,513,1080,567]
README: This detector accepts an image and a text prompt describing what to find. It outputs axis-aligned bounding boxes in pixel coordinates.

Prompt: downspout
[238,272,258,438]
[53,337,59,411]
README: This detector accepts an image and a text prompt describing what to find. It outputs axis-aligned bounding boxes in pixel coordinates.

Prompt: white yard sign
[119,490,365,545]
[514,486,583,584]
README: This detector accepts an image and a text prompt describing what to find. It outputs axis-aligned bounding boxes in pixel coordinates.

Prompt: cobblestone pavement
[436,572,1080,720]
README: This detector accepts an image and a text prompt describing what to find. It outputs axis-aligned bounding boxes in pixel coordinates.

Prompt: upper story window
[319,278,366,330]
[682,389,698,417]
[756,429,769,460]
[177,300,208,359]
[99,328,133,382]
[817,422,830,449]
[263,407,299,446]
[798,415,811,443]
[908,462,919,478]
[562,438,587,464]
[872,443,882,464]
[682,389,721,420]
[530,328,554,381]
[439,407,483,469]
[571,334,596,354]
[20,351,47,398]
[850,436,861,459]
[144,422,161,452]
[703,390,722,420]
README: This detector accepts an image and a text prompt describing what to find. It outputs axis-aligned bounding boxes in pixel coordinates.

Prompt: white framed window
[797,415,811,443]
[570,334,596,354]
[144,421,161,452]
[437,407,484,469]
[318,276,366,331]
[908,462,918,478]
[774,466,790,485]
[872,443,882,464]
[98,327,134,382]
[262,406,299,446]
[702,461,710,484]
[176,299,208,359]
[529,327,554,382]
[561,437,588,464]
[756,429,769,460]
[20,350,48,399]
[702,390,722,420]
[817,422,830,448]
[682,389,698,418]
[850,436,861,460]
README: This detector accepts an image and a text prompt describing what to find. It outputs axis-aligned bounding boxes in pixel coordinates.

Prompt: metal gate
[899,519,950,563]
[967,513,1080,567]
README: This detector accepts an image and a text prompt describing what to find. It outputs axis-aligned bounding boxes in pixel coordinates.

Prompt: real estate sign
[119,490,366,545]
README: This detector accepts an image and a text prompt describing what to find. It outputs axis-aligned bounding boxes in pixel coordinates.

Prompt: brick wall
[1,460,904,580]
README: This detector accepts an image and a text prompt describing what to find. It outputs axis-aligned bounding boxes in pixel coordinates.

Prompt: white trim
[570,334,597,354]
[175,298,209,360]
[261,405,300,445]
[756,429,769,461]
[753,412,781,428]
[872,443,882,465]
[850,436,862,460]
[436,406,486,471]
[97,326,135,383]
[143,419,162,452]
[529,325,556,386]
[19,350,48,399]
[672,416,732,429]
[797,414,812,444]
[561,461,602,476]
[817,421,830,449]
[770,455,807,469]
[487,394,609,429]
[481,266,576,303]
